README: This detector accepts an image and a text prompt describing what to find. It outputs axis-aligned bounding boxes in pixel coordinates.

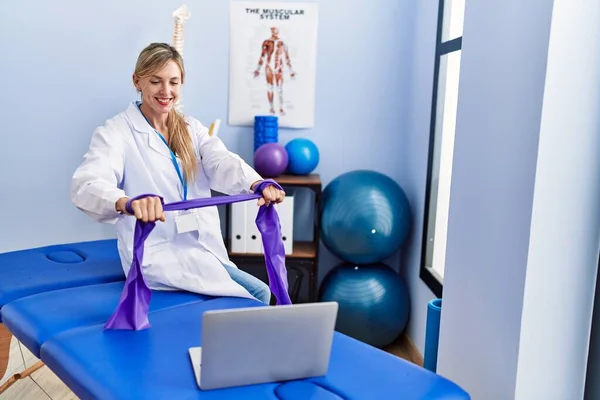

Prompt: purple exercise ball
[254,143,289,178]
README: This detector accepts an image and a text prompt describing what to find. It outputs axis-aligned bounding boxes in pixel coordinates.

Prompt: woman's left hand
[252,181,285,206]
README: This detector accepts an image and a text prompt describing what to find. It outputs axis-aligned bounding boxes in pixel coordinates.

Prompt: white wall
[437,0,600,398]
[400,0,439,354]
[514,0,600,397]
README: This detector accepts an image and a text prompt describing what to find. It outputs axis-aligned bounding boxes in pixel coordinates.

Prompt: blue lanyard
[155,132,187,201]
[137,104,187,200]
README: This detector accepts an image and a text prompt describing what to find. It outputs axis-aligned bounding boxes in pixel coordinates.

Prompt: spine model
[172,5,191,112]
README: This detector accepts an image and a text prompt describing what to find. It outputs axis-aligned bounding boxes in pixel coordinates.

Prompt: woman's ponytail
[167,107,196,182]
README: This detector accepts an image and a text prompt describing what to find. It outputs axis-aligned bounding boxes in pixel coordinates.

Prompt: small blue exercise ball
[285,138,319,175]
[319,262,410,348]
[320,170,411,265]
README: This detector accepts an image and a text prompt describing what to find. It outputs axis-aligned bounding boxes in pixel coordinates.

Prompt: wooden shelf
[228,240,316,259]
[271,174,321,186]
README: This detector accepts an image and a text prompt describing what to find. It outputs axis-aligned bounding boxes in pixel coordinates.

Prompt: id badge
[175,210,199,234]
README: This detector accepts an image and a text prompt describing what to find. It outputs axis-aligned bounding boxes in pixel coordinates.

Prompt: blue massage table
[0,241,470,399]
[0,239,124,322]
[1,281,211,358]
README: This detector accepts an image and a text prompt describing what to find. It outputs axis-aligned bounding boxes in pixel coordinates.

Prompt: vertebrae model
[172,5,191,112]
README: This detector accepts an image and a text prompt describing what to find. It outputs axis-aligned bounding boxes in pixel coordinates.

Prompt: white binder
[245,202,262,253]
[277,196,294,255]
[229,202,247,253]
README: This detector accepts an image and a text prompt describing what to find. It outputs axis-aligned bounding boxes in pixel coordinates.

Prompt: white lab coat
[70,102,263,300]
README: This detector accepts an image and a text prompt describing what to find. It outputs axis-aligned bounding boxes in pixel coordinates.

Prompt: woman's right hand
[116,196,165,222]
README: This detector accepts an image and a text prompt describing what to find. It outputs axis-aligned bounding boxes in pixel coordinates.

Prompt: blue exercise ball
[285,138,319,175]
[320,170,411,265]
[319,262,410,348]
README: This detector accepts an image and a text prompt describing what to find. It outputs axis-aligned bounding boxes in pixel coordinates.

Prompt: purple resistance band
[104,179,292,331]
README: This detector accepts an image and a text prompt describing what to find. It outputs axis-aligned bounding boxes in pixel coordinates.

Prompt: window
[420,0,466,297]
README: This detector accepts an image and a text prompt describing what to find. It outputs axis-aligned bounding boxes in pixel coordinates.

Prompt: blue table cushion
[0,239,124,320]
[1,281,214,358]
[40,298,470,400]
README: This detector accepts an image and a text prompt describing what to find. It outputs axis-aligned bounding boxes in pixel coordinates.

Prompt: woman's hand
[251,181,285,206]
[116,196,166,222]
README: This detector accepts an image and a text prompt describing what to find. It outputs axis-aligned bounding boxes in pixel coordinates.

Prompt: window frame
[419,0,463,298]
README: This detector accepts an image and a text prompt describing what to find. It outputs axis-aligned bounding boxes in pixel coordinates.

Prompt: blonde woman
[71,43,284,304]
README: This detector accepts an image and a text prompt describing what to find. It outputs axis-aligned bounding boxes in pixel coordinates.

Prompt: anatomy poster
[228,1,319,128]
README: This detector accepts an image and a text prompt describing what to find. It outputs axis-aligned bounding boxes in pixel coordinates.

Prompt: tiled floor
[1,331,421,399]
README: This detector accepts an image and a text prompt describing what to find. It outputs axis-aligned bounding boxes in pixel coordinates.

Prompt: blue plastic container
[424,298,442,372]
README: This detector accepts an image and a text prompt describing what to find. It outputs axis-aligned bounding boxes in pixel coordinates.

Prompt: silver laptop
[188,301,338,390]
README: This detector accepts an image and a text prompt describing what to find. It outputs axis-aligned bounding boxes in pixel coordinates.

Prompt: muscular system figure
[253,27,296,116]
